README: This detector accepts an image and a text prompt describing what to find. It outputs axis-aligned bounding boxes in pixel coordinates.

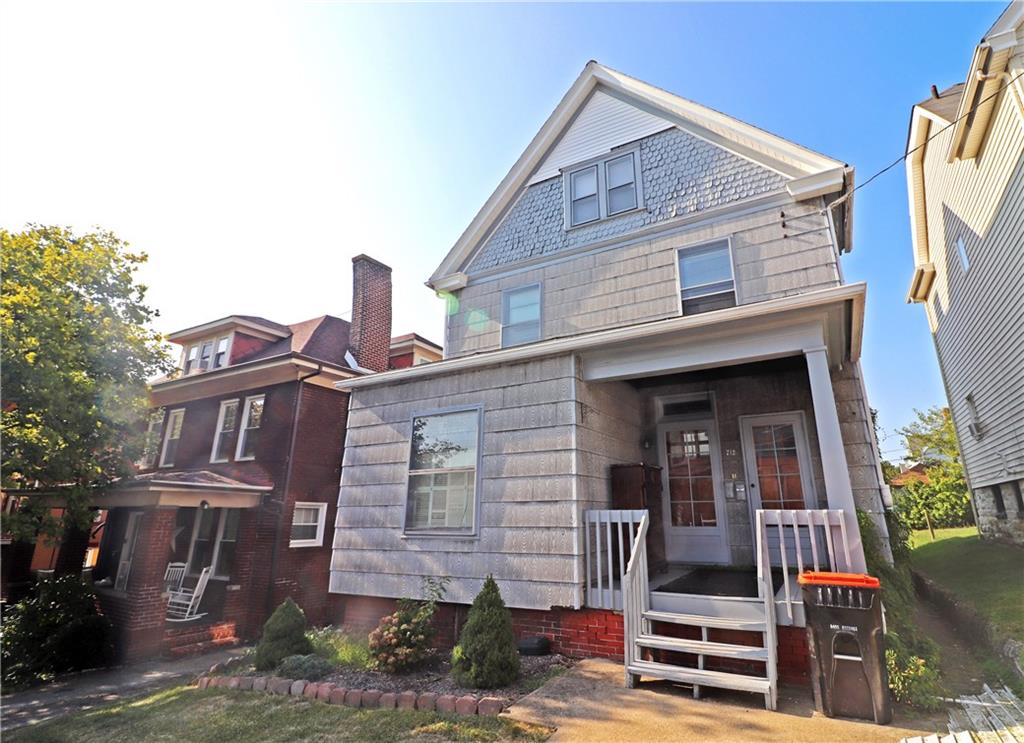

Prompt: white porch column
[803,346,867,573]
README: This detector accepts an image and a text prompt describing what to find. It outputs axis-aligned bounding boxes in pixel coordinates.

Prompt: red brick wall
[335,595,809,683]
[349,255,392,373]
[389,351,414,369]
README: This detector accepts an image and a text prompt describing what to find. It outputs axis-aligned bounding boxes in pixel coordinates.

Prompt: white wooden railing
[755,508,856,625]
[583,509,647,610]
[622,511,650,687]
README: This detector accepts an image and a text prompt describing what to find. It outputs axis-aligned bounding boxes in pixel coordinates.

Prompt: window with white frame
[185,508,240,579]
[501,284,541,347]
[405,409,480,533]
[183,335,232,374]
[677,240,737,315]
[565,148,642,228]
[210,399,239,463]
[289,502,327,547]
[955,235,970,272]
[159,409,185,467]
[235,395,265,461]
[138,410,165,468]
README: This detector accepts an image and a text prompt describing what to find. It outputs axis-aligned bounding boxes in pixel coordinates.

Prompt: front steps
[626,599,777,709]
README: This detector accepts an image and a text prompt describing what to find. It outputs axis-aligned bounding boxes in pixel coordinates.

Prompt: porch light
[199,500,209,510]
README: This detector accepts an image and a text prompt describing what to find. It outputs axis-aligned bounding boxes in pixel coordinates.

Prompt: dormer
[167,316,291,375]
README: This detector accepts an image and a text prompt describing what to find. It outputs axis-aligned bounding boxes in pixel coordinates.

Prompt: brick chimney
[349,254,392,373]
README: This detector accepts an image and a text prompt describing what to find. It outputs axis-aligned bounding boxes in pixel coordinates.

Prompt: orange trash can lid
[797,571,880,588]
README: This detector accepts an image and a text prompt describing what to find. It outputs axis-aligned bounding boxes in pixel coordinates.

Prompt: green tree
[898,407,959,463]
[1,226,170,540]
[254,598,313,671]
[451,575,520,688]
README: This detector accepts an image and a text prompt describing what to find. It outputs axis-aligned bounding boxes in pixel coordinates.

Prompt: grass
[910,526,1024,642]
[307,627,372,670]
[7,686,552,743]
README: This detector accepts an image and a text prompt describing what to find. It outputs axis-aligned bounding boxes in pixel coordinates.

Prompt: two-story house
[905,2,1024,544]
[83,255,438,662]
[328,63,892,710]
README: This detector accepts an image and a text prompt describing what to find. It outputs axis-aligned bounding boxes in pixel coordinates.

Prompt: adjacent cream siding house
[906,3,1024,543]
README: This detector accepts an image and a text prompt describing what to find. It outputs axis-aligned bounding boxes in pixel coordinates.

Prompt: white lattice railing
[583,509,647,610]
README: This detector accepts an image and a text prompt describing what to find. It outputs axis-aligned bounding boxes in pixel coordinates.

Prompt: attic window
[564,147,643,228]
[183,334,232,374]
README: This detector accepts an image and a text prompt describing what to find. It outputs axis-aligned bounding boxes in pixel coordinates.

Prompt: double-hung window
[210,400,239,463]
[677,239,737,315]
[138,410,164,468]
[405,409,480,533]
[235,395,265,461]
[501,284,541,347]
[565,148,642,227]
[212,336,231,369]
[182,335,231,374]
[159,409,185,467]
[184,345,200,374]
[290,502,328,547]
[185,508,240,579]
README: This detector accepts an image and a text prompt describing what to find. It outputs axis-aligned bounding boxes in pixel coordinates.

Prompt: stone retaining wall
[195,674,506,717]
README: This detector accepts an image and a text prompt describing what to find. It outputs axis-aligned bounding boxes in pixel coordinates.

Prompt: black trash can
[798,571,892,724]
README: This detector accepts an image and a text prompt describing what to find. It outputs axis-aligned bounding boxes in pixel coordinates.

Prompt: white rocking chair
[163,562,187,592]
[166,566,211,622]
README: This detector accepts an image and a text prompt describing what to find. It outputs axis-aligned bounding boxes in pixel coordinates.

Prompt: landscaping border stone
[193,674,507,717]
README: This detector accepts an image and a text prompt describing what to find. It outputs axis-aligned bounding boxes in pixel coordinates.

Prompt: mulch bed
[321,653,575,706]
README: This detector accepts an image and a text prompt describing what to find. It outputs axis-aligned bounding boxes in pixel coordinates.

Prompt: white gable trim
[428,62,848,289]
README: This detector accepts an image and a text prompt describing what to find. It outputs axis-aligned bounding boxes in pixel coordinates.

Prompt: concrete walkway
[1,647,247,731]
[508,659,944,742]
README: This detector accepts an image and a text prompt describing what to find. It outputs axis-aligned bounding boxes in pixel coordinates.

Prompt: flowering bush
[368,577,448,673]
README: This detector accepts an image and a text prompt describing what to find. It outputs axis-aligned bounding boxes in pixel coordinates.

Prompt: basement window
[677,239,737,315]
[290,502,328,547]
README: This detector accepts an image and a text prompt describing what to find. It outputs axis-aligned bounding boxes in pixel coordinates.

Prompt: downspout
[264,365,322,619]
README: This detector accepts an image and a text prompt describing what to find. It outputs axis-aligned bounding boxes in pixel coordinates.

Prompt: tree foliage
[899,407,959,464]
[254,598,313,671]
[1,226,170,539]
[451,575,520,689]
[894,407,973,529]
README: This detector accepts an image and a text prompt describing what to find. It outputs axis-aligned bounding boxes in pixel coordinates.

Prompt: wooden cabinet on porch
[611,463,667,574]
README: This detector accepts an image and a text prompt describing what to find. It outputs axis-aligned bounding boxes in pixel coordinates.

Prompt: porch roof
[335,282,865,390]
[95,470,271,509]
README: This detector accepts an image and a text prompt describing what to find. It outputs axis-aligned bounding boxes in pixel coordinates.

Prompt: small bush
[308,626,371,670]
[254,598,312,671]
[368,577,447,673]
[277,653,336,681]
[451,575,520,689]
[1,575,115,686]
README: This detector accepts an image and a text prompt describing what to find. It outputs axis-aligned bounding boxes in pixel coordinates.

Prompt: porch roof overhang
[335,282,865,390]
[10,473,271,510]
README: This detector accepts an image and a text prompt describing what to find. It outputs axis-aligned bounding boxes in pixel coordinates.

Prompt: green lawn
[8,686,551,743]
[910,526,1024,642]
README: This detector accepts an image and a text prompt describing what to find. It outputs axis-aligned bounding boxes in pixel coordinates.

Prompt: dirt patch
[913,599,987,696]
[321,654,575,705]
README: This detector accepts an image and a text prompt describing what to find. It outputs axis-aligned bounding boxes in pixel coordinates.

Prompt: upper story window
[235,395,265,461]
[210,400,239,463]
[955,235,970,272]
[564,148,643,228]
[406,408,480,534]
[159,409,185,468]
[677,239,737,316]
[183,334,232,374]
[138,410,164,469]
[501,284,541,347]
[290,502,328,547]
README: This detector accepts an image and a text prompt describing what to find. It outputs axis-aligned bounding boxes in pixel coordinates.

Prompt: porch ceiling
[579,285,861,383]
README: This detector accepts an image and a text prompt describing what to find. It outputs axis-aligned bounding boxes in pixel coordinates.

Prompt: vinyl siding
[922,75,1024,489]
[447,200,840,358]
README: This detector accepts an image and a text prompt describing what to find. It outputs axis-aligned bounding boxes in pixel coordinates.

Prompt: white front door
[656,419,729,564]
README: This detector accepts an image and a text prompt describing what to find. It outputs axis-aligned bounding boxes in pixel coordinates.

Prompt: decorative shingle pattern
[468,127,788,272]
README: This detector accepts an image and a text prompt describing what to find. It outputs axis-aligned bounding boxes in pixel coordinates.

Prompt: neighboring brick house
[905,3,1024,543]
[16,254,436,662]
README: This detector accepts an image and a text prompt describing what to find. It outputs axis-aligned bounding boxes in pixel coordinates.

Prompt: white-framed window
[289,502,328,547]
[501,284,541,348]
[405,408,480,533]
[677,239,737,315]
[235,394,265,461]
[210,399,239,463]
[159,408,186,467]
[185,508,240,579]
[955,235,970,272]
[182,334,232,374]
[564,147,643,228]
[138,410,165,468]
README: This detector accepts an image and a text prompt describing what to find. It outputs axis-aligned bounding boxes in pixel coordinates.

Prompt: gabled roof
[428,61,850,289]
[917,83,966,123]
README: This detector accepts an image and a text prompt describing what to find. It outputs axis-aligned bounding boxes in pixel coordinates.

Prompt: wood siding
[447,200,840,358]
[921,71,1024,489]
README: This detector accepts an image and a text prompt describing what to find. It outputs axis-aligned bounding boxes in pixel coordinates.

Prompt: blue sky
[0,2,1003,459]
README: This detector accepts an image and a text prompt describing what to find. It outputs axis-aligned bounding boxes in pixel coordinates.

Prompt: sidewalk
[507,658,943,742]
[1,647,246,731]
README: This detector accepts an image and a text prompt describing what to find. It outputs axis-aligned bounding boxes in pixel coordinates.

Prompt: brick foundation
[335,594,809,684]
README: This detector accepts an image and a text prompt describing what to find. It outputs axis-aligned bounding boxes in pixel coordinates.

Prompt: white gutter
[337,282,866,390]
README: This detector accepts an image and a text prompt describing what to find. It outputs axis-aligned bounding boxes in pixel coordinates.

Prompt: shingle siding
[468,127,788,273]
